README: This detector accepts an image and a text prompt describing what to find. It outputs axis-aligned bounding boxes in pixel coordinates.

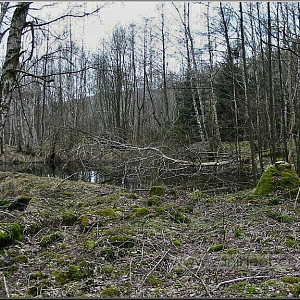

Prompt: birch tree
[0,2,31,154]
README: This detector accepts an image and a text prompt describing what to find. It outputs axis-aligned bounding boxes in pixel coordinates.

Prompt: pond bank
[0,171,299,297]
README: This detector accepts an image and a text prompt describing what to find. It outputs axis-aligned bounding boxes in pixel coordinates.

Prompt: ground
[0,171,300,298]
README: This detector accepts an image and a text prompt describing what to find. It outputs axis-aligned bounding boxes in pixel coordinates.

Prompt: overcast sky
[30,1,163,52]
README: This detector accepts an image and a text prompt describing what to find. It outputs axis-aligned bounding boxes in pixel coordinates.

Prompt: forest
[1,1,300,188]
[2,2,300,298]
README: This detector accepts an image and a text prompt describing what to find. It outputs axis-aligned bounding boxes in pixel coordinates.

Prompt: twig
[170,256,212,297]
[0,211,15,217]
[216,275,272,289]
[51,172,79,191]
[3,273,10,298]
[141,249,170,286]
[294,187,300,209]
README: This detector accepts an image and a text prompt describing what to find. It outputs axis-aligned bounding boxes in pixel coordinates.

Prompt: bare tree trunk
[219,3,241,163]
[239,2,258,184]
[160,3,169,125]
[267,2,276,164]
[0,2,30,154]
[206,2,221,153]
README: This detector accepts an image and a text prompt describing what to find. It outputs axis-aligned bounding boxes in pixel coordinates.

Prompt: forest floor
[0,170,300,298]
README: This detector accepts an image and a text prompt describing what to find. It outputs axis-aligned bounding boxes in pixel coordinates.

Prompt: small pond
[0,161,253,193]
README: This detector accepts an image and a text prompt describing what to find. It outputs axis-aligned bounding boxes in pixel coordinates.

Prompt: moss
[208,244,225,252]
[234,225,244,238]
[108,235,135,248]
[131,207,149,217]
[285,237,298,248]
[61,210,78,226]
[169,209,190,223]
[149,185,165,197]
[282,276,300,284]
[147,274,162,286]
[27,281,49,297]
[39,231,62,247]
[291,284,300,297]
[28,271,47,280]
[173,267,184,275]
[0,199,9,206]
[266,210,292,223]
[247,253,269,266]
[147,195,162,206]
[172,238,182,247]
[91,208,117,218]
[53,261,93,284]
[226,248,239,254]
[153,205,165,215]
[126,192,138,199]
[100,265,115,274]
[8,264,19,272]
[13,254,28,263]
[83,239,95,250]
[99,247,116,262]
[61,191,74,197]
[102,226,132,236]
[0,223,22,248]
[190,190,203,202]
[79,215,88,231]
[254,163,300,197]
[100,286,120,297]
[8,195,31,211]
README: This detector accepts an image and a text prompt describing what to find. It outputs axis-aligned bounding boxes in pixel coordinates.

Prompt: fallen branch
[50,172,79,191]
[3,273,10,298]
[215,274,282,289]
[141,249,170,286]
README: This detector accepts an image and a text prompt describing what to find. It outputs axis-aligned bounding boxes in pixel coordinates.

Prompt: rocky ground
[0,170,300,298]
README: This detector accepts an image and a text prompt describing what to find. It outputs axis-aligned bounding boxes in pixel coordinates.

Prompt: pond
[0,161,253,194]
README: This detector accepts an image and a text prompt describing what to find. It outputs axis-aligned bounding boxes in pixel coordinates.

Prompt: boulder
[254,161,300,197]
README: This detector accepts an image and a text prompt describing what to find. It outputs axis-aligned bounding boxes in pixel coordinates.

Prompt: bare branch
[32,4,106,28]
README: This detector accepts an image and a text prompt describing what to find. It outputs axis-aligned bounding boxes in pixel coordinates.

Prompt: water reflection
[0,161,252,193]
[0,162,111,184]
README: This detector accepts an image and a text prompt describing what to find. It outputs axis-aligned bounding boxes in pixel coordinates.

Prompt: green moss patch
[39,232,63,247]
[0,223,22,248]
[131,207,149,218]
[149,185,166,197]
[8,195,31,211]
[108,235,135,248]
[254,162,300,197]
[208,244,225,253]
[91,208,117,218]
[53,261,93,284]
[61,210,78,226]
[100,286,120,297]
[147,195,162,206]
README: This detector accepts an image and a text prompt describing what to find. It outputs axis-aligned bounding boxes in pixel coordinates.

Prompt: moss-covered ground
[0,171,300,297]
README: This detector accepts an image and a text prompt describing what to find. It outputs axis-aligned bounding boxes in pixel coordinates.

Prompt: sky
[30,1,163,52]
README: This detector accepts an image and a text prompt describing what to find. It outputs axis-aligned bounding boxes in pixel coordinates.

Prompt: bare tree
[0,2,31,154]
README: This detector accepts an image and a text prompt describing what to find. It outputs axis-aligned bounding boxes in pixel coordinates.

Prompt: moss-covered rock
[254,161,300,197]
[149,185,165,197]
[0,223,22,248]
